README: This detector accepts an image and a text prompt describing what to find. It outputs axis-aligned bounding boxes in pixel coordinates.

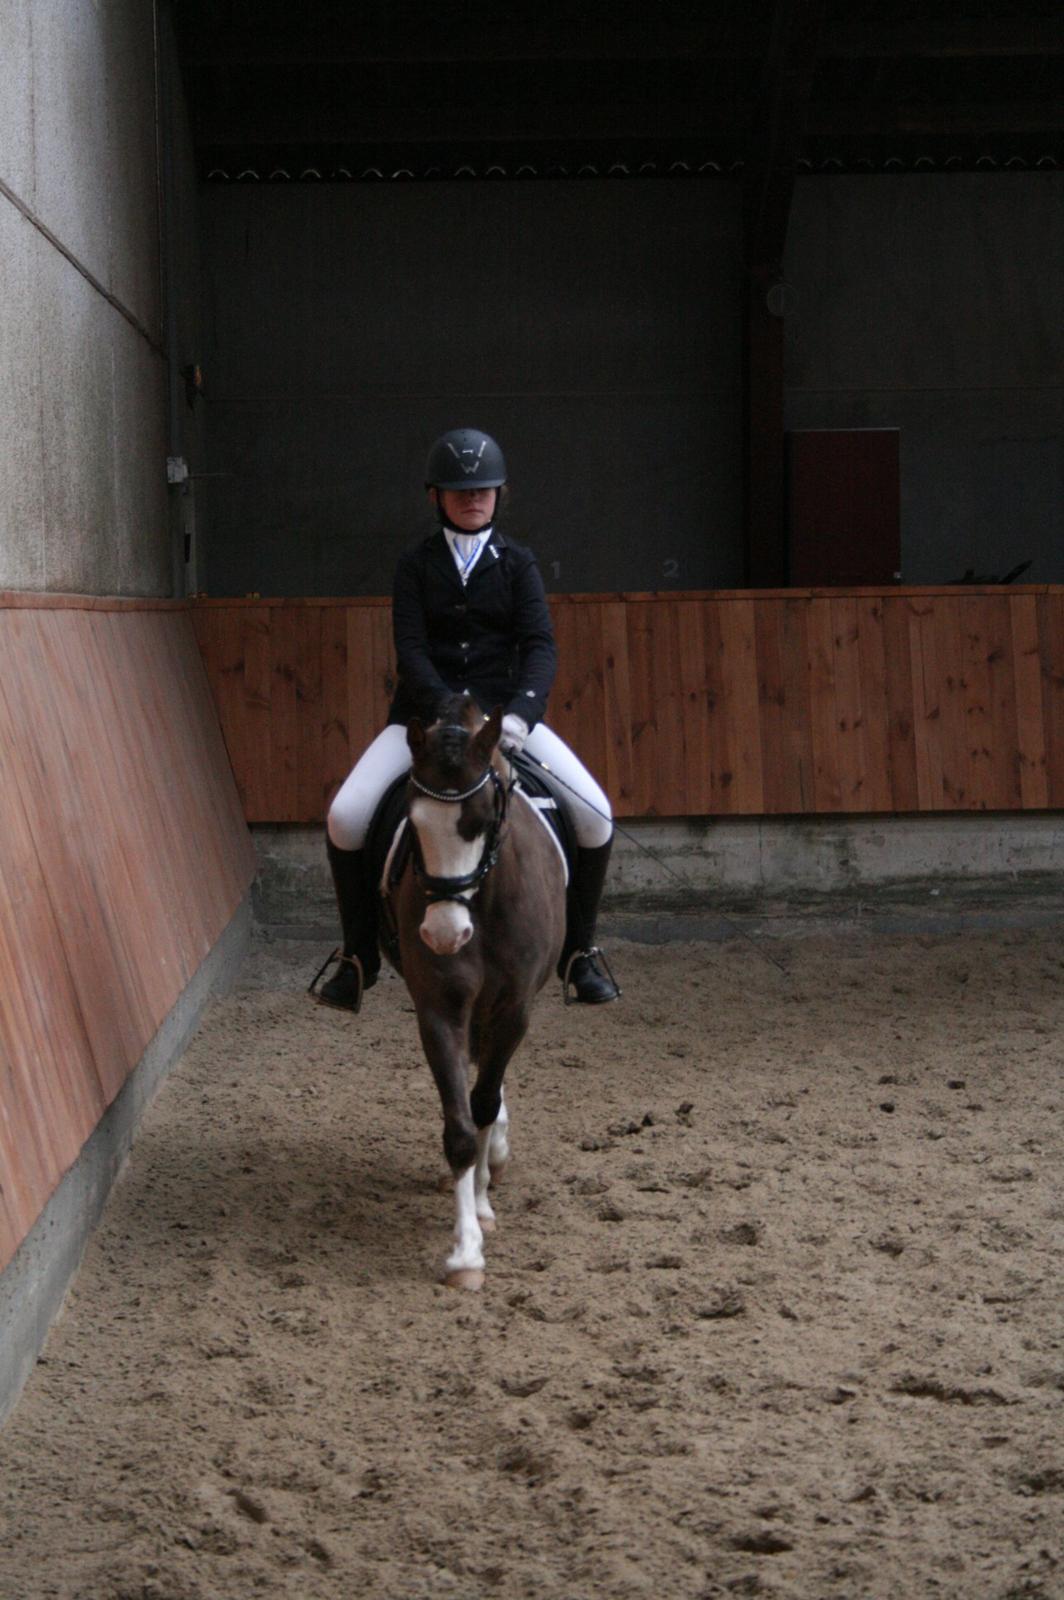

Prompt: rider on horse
[318,427,620,1012]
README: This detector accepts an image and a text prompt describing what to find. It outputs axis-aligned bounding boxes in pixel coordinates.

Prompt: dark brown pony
[388,694,566,1289]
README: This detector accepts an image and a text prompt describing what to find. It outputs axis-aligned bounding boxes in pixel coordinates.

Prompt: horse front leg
[417,1011,485,1290]
[469,1005,529,1233]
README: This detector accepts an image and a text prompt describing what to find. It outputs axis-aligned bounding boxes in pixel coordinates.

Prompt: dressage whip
[512,746,790,978]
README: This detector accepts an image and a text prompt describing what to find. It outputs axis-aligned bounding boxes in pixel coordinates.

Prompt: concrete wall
[198,181,742,597]
[253,815,1064,934]
[785,174,1064,585]
[0,0,175,595]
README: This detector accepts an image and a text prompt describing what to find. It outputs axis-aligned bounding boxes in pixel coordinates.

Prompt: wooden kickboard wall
[0,598,257,1273]
[191,588,1064,822]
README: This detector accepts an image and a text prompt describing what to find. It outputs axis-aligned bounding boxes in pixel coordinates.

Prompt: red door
[787,429,900,586]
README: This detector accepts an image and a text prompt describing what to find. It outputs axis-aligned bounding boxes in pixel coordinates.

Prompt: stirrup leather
[308,948,367,1014]
[561,946,621,1006]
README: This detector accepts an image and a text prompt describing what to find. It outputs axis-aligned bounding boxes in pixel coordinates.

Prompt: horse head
[406,697,505,956]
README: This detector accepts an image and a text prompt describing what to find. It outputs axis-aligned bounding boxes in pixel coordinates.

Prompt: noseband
[408,729,511,907]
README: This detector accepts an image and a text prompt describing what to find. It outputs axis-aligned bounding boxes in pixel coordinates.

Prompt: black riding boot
[313,839,381,1012]
[558,839,621,1004]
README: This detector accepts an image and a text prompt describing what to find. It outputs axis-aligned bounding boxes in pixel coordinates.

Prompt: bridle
[407,727,512,908]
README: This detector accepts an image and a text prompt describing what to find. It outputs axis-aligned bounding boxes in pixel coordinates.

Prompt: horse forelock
[418,695,481,790]
[435,723,470,781]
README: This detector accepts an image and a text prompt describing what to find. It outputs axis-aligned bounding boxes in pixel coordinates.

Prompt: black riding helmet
[425,428,507,492]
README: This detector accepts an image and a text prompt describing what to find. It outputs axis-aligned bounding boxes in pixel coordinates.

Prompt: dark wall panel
[200,182,742,597]
[784,174,1064,585]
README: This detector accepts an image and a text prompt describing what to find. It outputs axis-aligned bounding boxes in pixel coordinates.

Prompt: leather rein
[407,732,512,908]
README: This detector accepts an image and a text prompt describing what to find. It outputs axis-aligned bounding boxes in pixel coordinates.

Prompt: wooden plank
[0,604,255,1274]
[599,600,635,815]
[879,597,919,812]
[938,598,971,809]
[715,599,764,813]
[907,598,944,810]
[1038,594,1064,806]
[0,657,101,1201]
[572,602,611,807]
[854,597,894,812]
[625,601,660,814]
[16,614,148,1102]
[192,605,250,814]
[676,601,713,815]
[370,604,397,729]
[830,597,866,810]
[343,605,374,768]
[966,592,1017,806]
[651,602,687,815]
[294,605,324,823]
[321,604,351,814]
[242,608,273,822]
[550,599,609,792]
[753,599,791,813]
[959,595,996,810]
[84,611,186,1042]
[778,597,815,813]
[174,609,258,899]
[806,599,842,811]
[1009,595,1049,809]
[268,607,301,823]
[191,590,1064,824]
[701,601,730,812]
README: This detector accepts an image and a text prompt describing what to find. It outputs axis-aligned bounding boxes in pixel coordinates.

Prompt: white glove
[499,713,529,755]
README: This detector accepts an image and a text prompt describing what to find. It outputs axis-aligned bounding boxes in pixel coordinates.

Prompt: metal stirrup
[561,946,620,1006]
[308,948,367,1014]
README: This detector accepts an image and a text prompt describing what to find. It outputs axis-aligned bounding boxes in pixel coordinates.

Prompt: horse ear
[406,717,425,755]
[473,705,503,759]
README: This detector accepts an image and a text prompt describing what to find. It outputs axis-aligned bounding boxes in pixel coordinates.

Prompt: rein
[408,755,512,908]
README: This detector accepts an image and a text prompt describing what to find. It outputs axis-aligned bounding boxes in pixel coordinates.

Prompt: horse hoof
[443,1268,484,1292]
[436,1173,453,1195]
[488,1162,507,1186]
[479,1215,497,1234]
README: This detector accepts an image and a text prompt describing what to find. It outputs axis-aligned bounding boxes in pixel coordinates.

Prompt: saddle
[363,752,576,972]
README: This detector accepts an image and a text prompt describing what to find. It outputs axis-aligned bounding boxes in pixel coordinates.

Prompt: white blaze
[410,796,480,955]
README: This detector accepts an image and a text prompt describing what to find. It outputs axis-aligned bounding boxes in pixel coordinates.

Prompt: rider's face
[433,487,497,532]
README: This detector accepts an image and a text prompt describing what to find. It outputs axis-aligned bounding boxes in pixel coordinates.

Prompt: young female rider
[318,426,620,1011]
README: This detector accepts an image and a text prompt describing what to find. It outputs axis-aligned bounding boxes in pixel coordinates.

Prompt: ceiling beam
[744,0,826,269]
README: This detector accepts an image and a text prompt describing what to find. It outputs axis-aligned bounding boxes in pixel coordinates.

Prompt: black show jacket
[388,529,557,729]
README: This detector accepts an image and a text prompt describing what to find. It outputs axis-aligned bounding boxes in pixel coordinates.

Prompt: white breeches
[327,721,613,852]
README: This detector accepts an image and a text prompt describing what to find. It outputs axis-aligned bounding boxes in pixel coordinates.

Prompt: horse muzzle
[419,900,474,955]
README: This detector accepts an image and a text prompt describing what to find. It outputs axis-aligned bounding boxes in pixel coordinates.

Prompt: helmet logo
[446,440,487,476]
